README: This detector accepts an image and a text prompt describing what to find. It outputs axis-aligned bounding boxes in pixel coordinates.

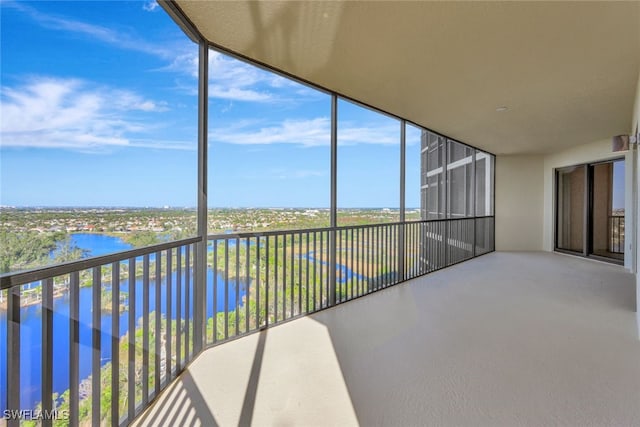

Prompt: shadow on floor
[138,252,640,425]
[135,370,219,427]
[238,329,267,426]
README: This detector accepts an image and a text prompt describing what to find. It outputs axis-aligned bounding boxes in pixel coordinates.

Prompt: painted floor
[134,252,640,427]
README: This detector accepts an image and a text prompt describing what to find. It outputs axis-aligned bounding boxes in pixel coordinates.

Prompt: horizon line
[0,206,422,210]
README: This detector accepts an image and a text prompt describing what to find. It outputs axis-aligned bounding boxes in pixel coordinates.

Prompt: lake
[70,233,134,257]
[0,233,362,411]
[0,233,247,412]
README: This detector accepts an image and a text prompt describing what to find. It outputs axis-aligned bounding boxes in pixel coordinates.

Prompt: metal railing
[0,236,200,426]
[0,217,495,425]
[608,215,625,254]
[204,217,495,345]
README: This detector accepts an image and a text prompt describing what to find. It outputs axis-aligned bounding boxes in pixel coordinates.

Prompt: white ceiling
[173,1,640,155]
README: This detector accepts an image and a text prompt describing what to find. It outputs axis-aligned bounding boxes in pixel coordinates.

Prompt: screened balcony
[1,0,639,426]
[0,216,494,426]
[134,252,640,426]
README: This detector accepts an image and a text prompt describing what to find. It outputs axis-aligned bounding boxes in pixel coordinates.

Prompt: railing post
[472,150,477,258]
[399,120,406,281]
[473,218,477,258]
[7,286,20,427]
[69,271,80,426]
[91,269,101,426]
[42,278,54,427]
[194,40,208,354]
[111,263,120,426]
[329,94,338,306]
[444,139,449,266]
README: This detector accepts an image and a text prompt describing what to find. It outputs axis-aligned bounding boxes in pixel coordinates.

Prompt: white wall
[542,139,634,271]
[497,144,633,255]
[495,155,544,251]
[496,73,640,335]
[632,71,640,336]
[536,71,640,337]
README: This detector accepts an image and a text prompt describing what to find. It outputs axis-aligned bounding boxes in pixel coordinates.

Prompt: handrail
[206,216,492,241]
[2,217,496,290]
[0,236,202,290]
[203,216,495,346]
[0,217,495,425]
[608,215,625,254]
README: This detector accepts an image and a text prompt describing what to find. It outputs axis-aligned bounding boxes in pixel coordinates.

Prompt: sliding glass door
[556,165,586,254]
[590,160,625,260]
[555,159,625,263]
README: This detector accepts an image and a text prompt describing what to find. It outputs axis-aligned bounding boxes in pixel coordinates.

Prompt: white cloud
[209,51,276,102]
[0,77,188,151]
[110,91,169,112]
[5,1,173,59]
[209,87,272,103]
[5,1,308,105]
[10,0,312,106]
[212,118,329,147]
[143,1,159,12]
[211,118,401,147]
[337,124,401,146]
[166,53,199,78]
[168,51,315,103]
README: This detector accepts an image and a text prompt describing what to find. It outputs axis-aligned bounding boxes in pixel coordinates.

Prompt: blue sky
[1,1,420,208]
[613,160,625,209]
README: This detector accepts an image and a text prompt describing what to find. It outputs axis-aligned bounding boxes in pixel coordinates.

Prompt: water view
[0,232,366,412]
[0,233,247,411]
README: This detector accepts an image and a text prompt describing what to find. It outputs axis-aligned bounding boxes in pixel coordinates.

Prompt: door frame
[554,158,624,265]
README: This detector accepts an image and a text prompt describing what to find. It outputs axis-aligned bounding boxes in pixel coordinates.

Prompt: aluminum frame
[554,158,625,265]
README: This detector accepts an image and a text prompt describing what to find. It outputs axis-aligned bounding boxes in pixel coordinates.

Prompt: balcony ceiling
[172,1,640,155]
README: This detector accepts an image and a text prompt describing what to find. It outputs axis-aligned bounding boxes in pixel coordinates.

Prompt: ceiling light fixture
[496,106,509,112]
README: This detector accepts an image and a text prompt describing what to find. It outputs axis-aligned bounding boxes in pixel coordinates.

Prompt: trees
[0,231,89,273]
[125,231,159,248]
[0,230,64,273]
[51,235,87,264]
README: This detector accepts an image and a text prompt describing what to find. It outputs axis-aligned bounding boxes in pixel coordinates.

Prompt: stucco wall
[541,139,633,260]
[495,155,544,251]
[632,71,640,336]
[538,71,639,337]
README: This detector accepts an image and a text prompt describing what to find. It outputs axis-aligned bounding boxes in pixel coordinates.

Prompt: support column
[472,149,477,258]
[444,138,449,266]
[194,41,208,354]
[399,121,406,281]
[329,94,338,306]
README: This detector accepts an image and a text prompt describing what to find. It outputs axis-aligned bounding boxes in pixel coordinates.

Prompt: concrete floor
[134,252,640,427]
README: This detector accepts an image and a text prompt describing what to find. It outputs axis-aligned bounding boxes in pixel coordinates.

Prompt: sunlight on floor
[136,252,640,426]
[135,317,358,426]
